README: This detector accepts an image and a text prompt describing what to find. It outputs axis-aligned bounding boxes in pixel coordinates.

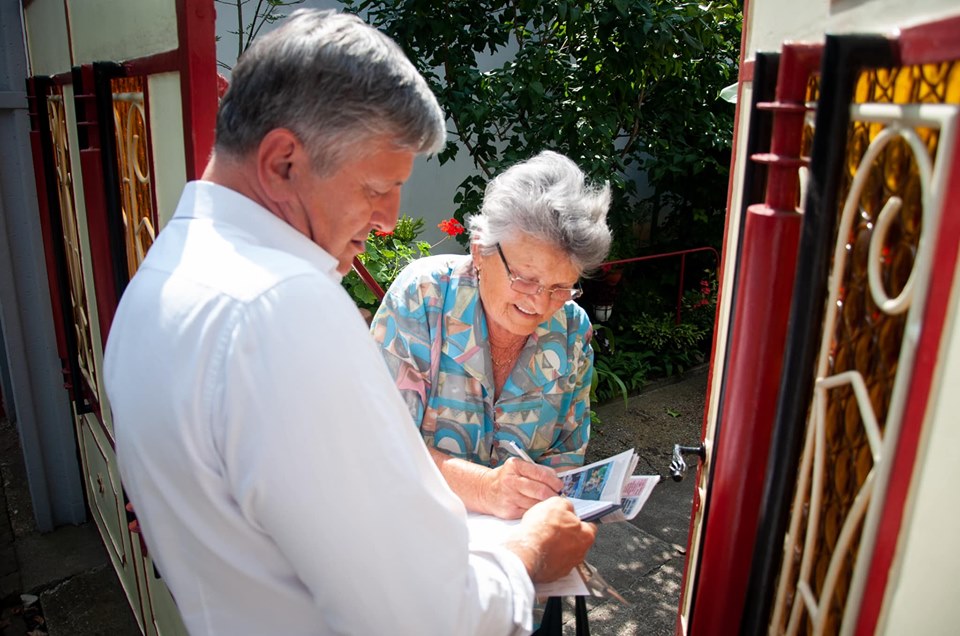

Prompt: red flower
[373,230,393,237]
[438,218,465,237]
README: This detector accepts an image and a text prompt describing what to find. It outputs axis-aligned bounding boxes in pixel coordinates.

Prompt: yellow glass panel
[111,75,157,277]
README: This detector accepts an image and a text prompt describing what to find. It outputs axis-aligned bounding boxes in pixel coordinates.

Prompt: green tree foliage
[342,0,741,253]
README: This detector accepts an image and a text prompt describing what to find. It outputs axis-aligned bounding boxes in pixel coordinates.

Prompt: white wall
[744,0,960,61]
[881,254,960,630]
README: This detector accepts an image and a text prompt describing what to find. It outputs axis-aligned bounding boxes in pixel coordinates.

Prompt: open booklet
[467,448,661,599]
[557,448,659,523]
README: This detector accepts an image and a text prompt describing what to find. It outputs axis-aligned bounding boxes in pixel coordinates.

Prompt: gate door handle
[670,444,705,482]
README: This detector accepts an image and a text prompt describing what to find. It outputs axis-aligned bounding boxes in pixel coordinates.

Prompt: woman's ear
[470,241,481,271]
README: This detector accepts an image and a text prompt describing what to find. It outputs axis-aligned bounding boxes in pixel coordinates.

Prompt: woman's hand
[428,448,565,519]
[477,458,564,519]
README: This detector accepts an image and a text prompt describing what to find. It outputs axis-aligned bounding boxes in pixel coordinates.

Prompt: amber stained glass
[46,91,99,398]
[111,76,157,277]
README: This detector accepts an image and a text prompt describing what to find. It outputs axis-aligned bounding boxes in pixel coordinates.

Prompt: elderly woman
[370,150,611,519]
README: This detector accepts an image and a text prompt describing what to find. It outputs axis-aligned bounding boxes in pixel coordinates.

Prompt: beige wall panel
[704,82,754,448]
[880,258,960,633]
[830,0,960,34]
[23,0,72,75]
[69,0,178,65]
[746,0,960,63]
[147,73,187,228]
[745,0,828,59]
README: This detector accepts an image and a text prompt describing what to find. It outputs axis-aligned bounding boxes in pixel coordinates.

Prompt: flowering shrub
[437,218,465,237]
[681,271,718,333]
[341,216,466,312]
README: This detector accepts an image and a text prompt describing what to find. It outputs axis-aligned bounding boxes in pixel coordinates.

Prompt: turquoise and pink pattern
[370,254,594,469]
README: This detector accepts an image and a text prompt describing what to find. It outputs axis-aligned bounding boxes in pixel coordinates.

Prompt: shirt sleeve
[217,275,533,635]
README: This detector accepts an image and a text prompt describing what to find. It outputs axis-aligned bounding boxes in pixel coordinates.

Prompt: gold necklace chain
[491,341,524,372]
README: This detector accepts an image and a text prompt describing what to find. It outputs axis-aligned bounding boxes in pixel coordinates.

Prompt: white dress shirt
[104,181,534,635]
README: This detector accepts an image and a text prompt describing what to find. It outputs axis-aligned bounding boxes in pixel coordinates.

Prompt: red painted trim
[122,49,180,77]
[353,256,386,300]
[80,152,119,340]
[601,247,719,328]
[75,65,121,344]
[855,102,960,636]
[26,82,70,373]
[175,0,217,179]
[50,71,72,85]
[765,44,821,213]
[897,13,960,65]
[739,59,754,83]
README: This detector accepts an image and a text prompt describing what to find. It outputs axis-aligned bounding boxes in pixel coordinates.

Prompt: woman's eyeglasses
[496,244,583,301]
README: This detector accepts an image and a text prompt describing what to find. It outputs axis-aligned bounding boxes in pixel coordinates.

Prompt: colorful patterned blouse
[370,254,594,469]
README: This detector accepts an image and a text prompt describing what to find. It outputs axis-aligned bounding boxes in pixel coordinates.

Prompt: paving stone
[15,523,109,594]
[40,564,140,636]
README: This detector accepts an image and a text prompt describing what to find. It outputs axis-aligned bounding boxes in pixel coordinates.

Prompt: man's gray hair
[467,151,612,273]
[215,9,446,174]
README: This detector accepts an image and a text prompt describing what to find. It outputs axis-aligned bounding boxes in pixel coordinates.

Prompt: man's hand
[478,458,564,519]
[505,497,597,583]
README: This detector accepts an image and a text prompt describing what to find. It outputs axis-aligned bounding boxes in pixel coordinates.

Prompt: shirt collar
[175,180,342,282]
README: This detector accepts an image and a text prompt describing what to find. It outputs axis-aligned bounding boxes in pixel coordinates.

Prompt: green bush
[590,268,717,404]
[341,216,431,312]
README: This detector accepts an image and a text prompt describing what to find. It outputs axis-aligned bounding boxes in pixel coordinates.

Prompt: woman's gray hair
[215,9,446,175]
[467,151,613,273]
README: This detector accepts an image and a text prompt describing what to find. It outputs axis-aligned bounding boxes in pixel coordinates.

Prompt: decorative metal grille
[770,61,959,635]
[110,75,156,276]
[47,92,100,400]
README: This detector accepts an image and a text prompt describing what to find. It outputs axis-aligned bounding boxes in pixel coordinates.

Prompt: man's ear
[256,128,308,202]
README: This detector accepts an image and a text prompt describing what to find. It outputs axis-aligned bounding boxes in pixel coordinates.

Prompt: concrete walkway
[0,368,708,636]
[561,368,706,635]
[0,417,140,635]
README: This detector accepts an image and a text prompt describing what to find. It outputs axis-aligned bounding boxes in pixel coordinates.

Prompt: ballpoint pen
[499,438,536,463]
[497,439,566,497]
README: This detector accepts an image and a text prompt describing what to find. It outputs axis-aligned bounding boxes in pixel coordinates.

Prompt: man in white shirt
[103,9,595,635]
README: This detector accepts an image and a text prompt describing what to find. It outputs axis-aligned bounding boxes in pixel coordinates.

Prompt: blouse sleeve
[369,268,436,428]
